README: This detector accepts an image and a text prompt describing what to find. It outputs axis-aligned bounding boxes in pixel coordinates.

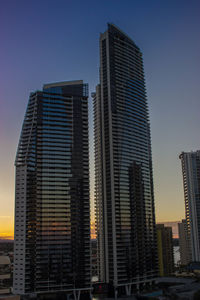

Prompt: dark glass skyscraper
[93,24,157,295]
[14,81,91,298]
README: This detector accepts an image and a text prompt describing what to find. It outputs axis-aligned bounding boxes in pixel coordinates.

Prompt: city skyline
[1,0,200,239]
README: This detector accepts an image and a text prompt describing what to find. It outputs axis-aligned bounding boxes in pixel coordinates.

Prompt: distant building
[156,224,174,276]
[178,219,191,265]
[157,221,179,238]
[14,81,91,298]
[179,151,200,262]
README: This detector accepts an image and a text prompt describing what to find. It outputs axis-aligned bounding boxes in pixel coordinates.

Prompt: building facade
[93,24,157,295]
[179,151,200,262]
[178,219,191,265]
[14,81,91,297]
[156,224,174,276]
[0,256,12,295]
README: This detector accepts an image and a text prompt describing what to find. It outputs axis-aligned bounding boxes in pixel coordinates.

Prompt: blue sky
[0,0,200,235]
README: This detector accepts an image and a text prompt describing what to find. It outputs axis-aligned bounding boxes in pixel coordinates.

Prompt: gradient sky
[1,0,200,238]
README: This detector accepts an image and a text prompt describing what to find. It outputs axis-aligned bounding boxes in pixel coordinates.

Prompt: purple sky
[0,0,200,236]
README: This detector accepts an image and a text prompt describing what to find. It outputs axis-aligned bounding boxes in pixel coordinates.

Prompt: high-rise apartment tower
[14,81,91,298]
[93,24,157,295]
[179,151,200,262]
[178,219,191,265]
[156,224,174,276]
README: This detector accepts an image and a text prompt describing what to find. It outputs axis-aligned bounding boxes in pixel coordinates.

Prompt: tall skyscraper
[156,224,174,276]
[179,151,200,262]
[14,81,91,298]
[178,219,191,265]
[93,24,157,295]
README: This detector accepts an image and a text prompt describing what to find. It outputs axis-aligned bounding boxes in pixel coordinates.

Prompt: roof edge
[43,80,84,90]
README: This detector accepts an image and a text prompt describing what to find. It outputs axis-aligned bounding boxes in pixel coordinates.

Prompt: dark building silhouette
[93,24,157,296]
[157,224,174,276]
[178,219,191,265]
[14,81,91,298]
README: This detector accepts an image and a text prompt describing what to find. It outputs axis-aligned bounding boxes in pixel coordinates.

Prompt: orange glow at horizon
[0,217,14,239]
[0,218,96,240]
[0,217,181,240]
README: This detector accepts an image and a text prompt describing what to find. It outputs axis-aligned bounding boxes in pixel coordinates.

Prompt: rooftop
[43,80,83,90]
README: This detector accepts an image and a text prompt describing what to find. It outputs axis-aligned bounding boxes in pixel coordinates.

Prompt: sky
[0,0,200,239]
